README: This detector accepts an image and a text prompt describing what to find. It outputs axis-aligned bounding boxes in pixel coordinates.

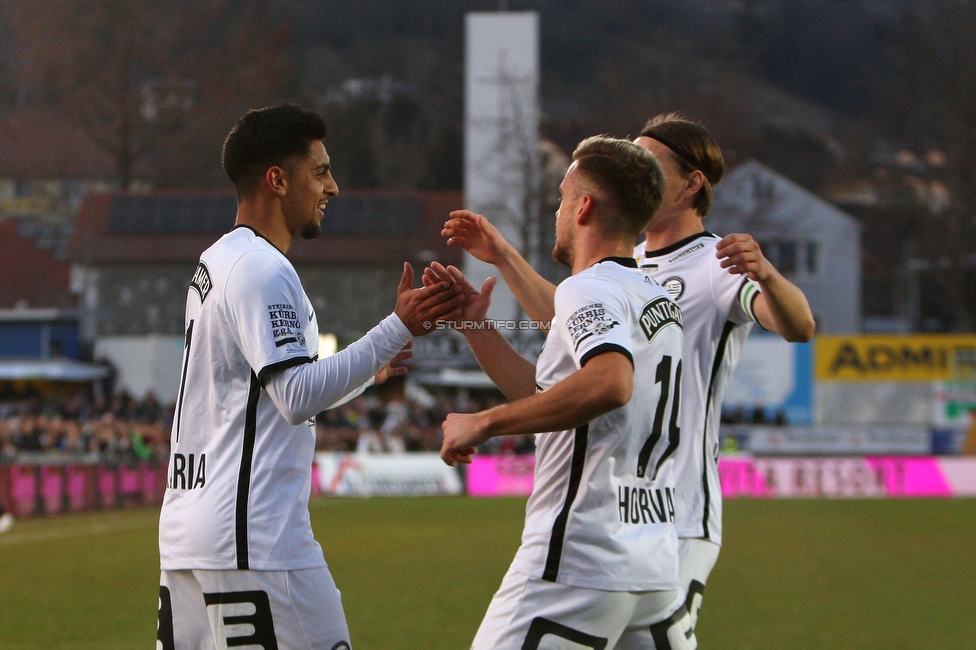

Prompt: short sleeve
[554,275,634,368]
[223,250,313,382]
[710,254,761,326]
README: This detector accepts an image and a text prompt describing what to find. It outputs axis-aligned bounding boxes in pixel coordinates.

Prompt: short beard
[552,240,573,267]
[301,220,322,240]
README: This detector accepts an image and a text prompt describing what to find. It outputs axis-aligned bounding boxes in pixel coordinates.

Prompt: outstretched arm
[264,264,463,424]
[716,233,816,342]
[422,262,536,401]
[440,352,633,466]
[443,210,557,323]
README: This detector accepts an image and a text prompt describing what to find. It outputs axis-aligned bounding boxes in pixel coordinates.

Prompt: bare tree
[882,0,976,330]
[2,0,290,190]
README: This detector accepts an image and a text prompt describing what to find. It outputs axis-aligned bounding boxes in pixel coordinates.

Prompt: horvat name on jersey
[618,486,676,525]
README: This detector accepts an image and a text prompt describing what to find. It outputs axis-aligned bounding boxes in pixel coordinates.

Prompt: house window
[777,242,797,274]
[759,239,820,279]
[805,241,819,274]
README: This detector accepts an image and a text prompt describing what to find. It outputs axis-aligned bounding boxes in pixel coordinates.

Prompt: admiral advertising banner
[815,334,976,382]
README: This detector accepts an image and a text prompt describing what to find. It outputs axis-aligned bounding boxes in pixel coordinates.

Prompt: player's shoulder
[206,227,291,272]
[558,258,636,296]
[202,227,298,301]
[635,231,721,265]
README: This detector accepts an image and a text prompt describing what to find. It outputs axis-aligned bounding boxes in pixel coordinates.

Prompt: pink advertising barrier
[0,463,169,517]
[467,455,536,496]
[466,455,976,498]
[719,456,976,498]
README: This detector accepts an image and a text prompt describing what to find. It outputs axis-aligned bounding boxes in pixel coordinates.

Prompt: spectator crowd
[0,386,536,463]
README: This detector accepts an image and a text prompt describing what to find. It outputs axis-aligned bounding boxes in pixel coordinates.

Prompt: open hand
[716,233,774,282]
[394,263,464,336]
[422,262,496,329]
[442,210,509,264]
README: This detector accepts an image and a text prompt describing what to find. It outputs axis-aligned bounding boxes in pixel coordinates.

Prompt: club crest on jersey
[566,303,619,350]
[268,303,306,348]
[190,262,213,303]
[639,296,683,342]
[661,276,685,300]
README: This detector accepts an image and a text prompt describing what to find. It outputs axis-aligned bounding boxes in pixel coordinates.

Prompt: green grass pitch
[0,497,973,649]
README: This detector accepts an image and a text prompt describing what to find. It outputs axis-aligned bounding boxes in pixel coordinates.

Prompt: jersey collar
[641,231,714,260]
[232,224,286,256]
[597,256,639,268]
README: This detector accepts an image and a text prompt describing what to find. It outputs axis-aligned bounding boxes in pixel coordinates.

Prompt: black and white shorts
[677,538,721,630]
[158,567,351,650]
[472,566,697,650]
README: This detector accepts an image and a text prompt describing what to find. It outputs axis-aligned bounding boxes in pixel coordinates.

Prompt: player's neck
[641,208,705,253]
[235,198,294,254]
[571,238,636,275]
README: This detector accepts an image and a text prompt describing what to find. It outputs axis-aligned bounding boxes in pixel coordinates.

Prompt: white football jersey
[634,232,761,545]
[159,226,326,571]
[510,257,685,592]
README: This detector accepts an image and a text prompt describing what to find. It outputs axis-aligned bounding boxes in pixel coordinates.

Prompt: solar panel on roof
[105,194,421,236]
[106,195,238,234]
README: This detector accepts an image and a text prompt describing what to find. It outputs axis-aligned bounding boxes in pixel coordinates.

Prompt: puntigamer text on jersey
[639,296,683,342]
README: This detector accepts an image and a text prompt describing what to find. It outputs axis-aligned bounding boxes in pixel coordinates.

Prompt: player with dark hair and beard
[157,104,464,650]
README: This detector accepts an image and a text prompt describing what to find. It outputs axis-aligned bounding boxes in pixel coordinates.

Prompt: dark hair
[222,104,328,196]
[571,136,665,239]
[640,113,724,216]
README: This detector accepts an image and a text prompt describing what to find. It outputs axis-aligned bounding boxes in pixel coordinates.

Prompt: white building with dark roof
[706,160,862,334]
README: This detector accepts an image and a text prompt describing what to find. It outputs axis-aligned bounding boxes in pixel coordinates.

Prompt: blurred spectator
[0,384,535,461]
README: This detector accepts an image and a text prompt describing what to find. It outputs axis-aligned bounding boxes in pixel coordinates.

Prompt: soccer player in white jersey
[438,136,697,649]
[156,104,463,650]
[441,114,815,633]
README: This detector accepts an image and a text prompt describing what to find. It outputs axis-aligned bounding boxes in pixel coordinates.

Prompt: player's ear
[682,170,705,199]
[266,166,288,197]
[577,194,595,225]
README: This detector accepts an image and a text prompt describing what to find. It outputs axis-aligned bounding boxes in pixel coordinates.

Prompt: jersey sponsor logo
[566,303,619,350]
[639,297,683,342]
[267,303,306,348]
[190,262,213,302]
[617,485,675,524]
[661,276,685,300]
[668,242,705,262]
[168,452,207,489]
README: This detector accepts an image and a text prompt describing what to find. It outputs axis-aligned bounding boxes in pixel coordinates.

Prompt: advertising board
[464,454,976,499]
[315,452,463,496]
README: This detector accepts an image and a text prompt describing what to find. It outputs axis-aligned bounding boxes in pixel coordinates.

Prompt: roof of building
[70,190,465,266]
[0,218,75,309]
[0,108,125,180]
[709,159,860,236]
